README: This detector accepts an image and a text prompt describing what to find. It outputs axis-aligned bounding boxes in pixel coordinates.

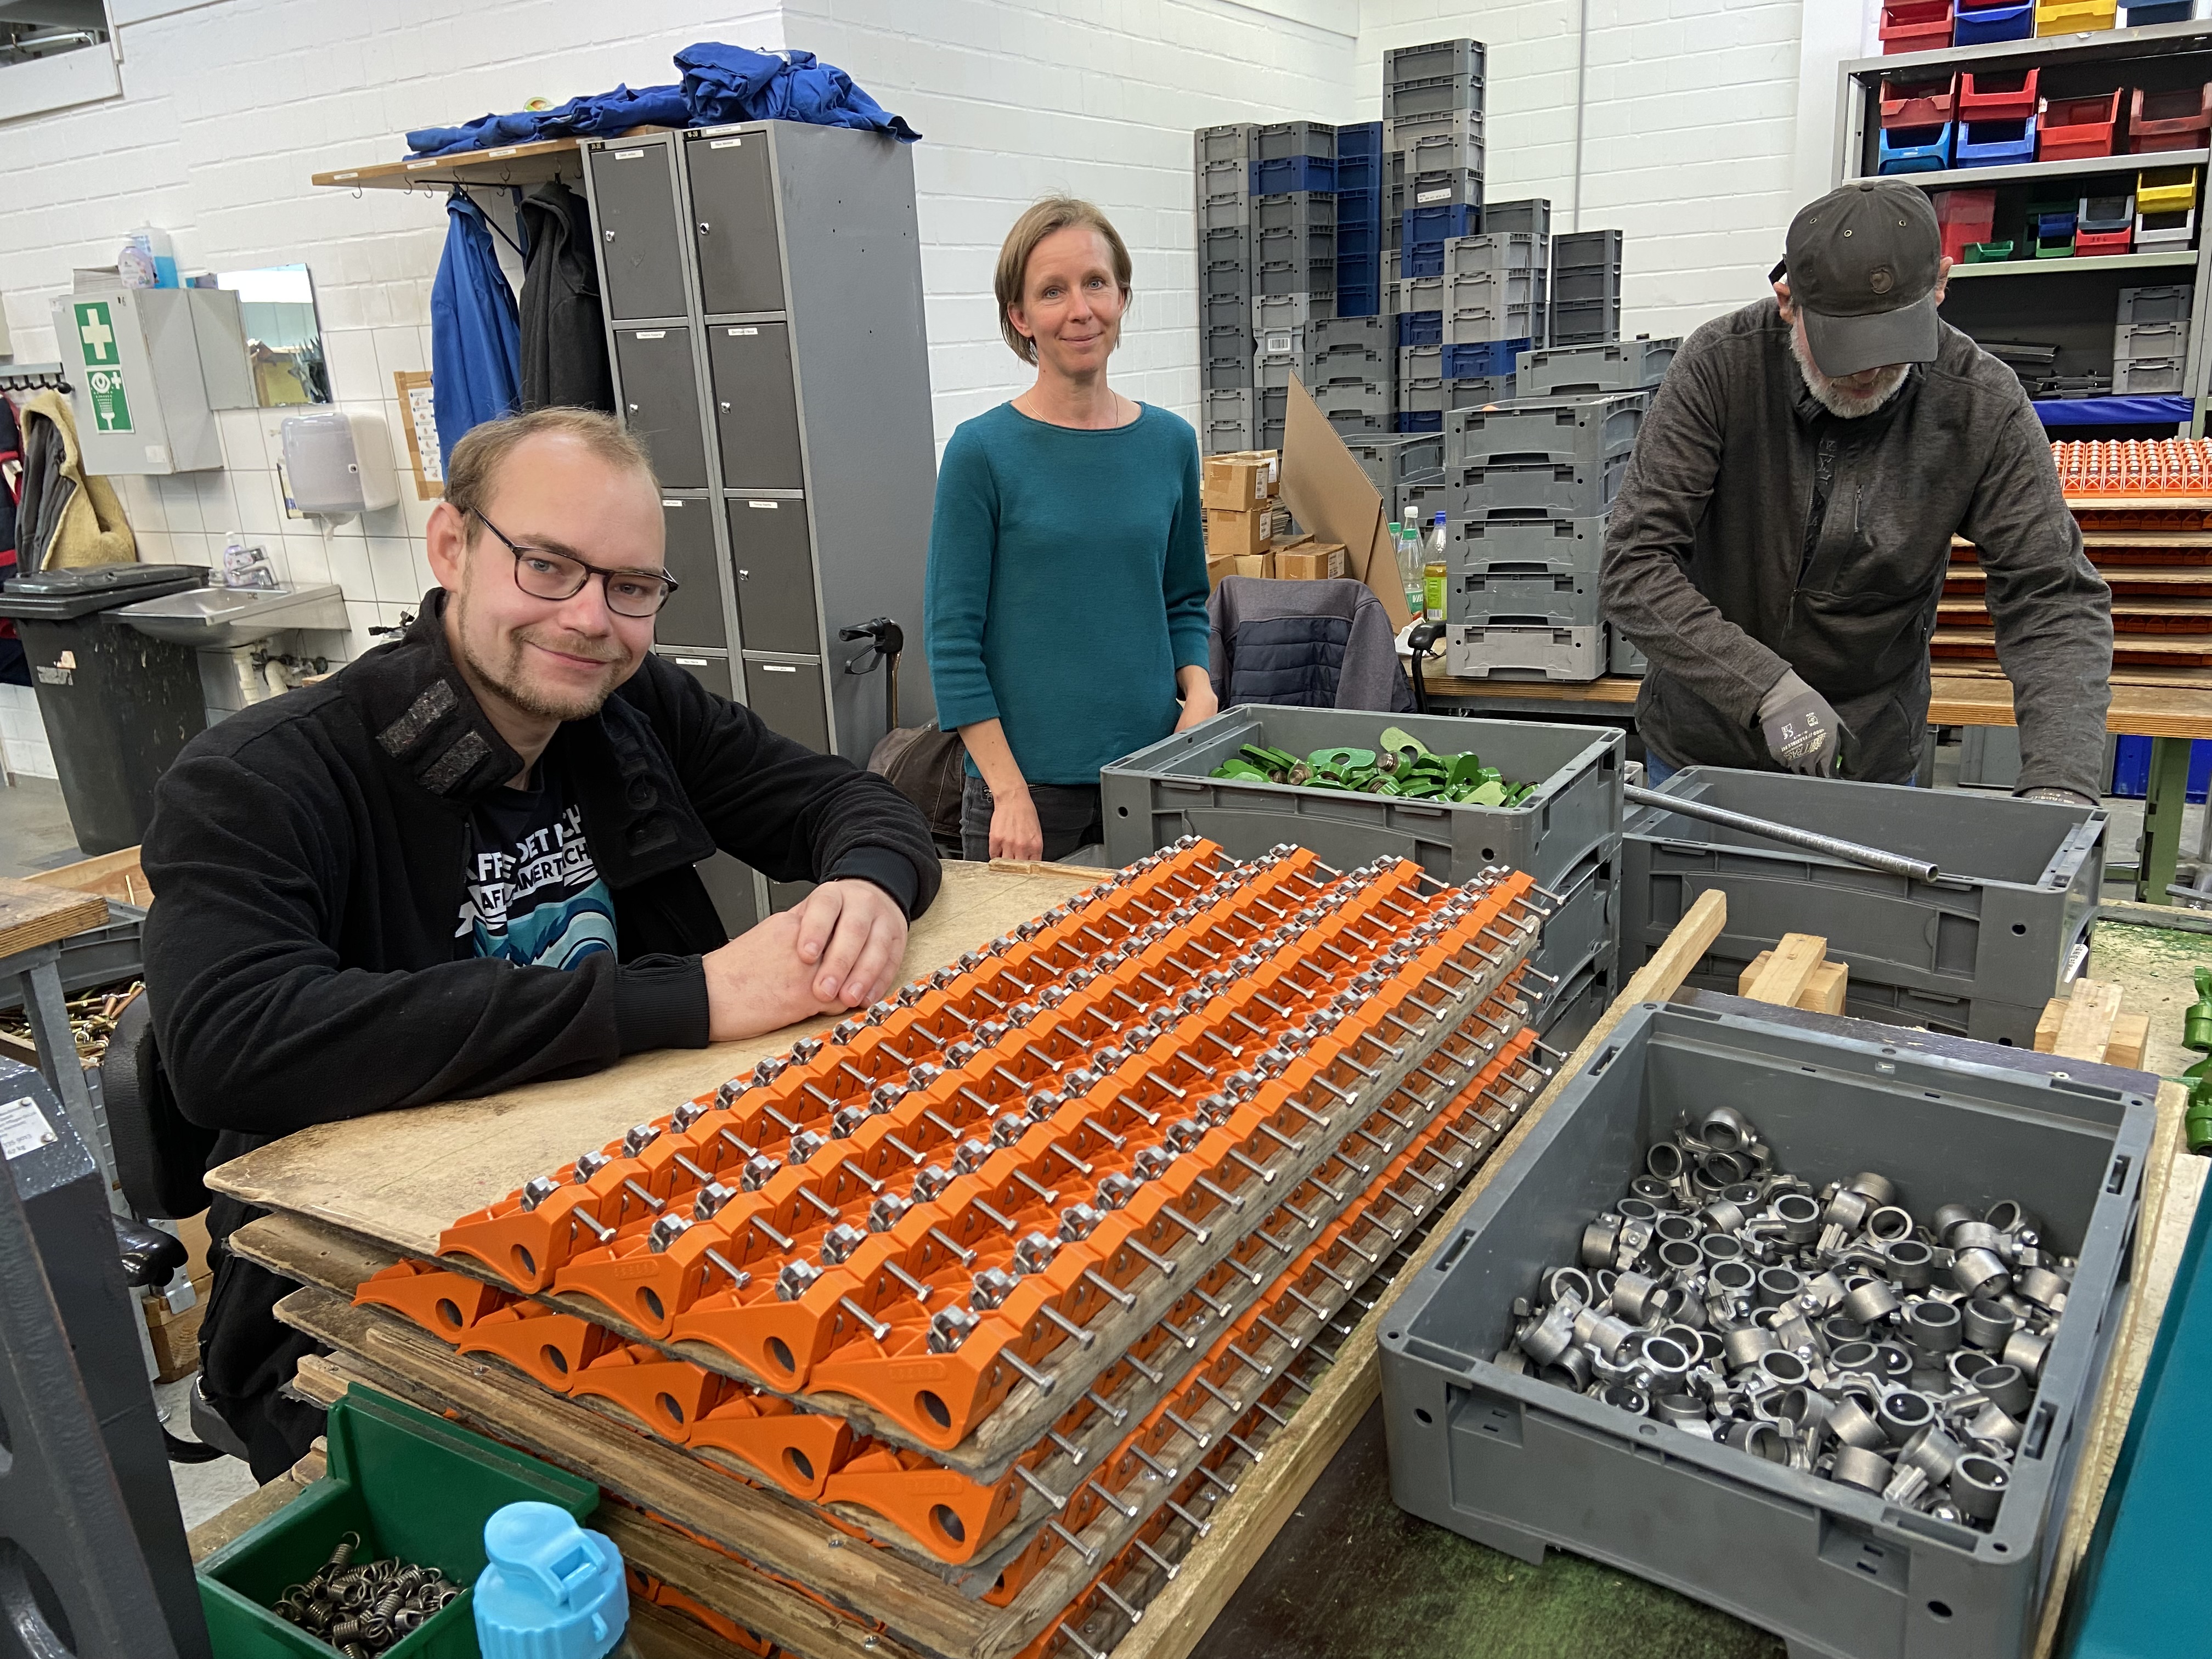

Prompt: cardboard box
[1275,541,1348,580]
[1202,450,1280,511]
[143,1278,208,1383]
[1207,551,1273,591]
[1205,501,1292,560]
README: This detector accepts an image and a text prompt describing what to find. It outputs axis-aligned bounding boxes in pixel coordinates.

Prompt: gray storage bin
[2114,282,2193,325]
[1317,378,1391,416]
[1387,74,1486,122]
[1199,193,1250,232]
[1328,410,1390,436]
[1257,120,1336,162]
[1202,387,1254,455]
[1195,123,1259,166]
[1451,569,1599,628]
[1202,291,1249,333]
[1551,227,1623,270]
[1535,952,1612,1047]
[1527,850,1616,1029]
[1380,998,2152,1659]
[0,900,148,1014]
[1446,232,1541,276]
[1398,376,1448,415]
[1255,192,1337,234]
[1400,343,1443,383]
[1254,291,1329,333]
[1204,259,1252,300]
[1553,262,1622,304]
[1403,167,1483,209]
[1444,302,1541,347]
[1255,324,1305,360]
[1308,313,1393,354]
[1447,374,1517,409]
[1484,198,1553,240]
[1450,391,1644,470]
[1452,513,1606,577]
[2113,356,2186,394]
[2113,319,2188,360]
[1446,265,1543,318]
[1345,433,1446,491]
[1101,706,1624,894]
[1607,624,1646,677]
[1454,452,1631,517]
[1253,349,1301,390]
[1393,113,1484,174]
[1621,767,2106,1046]
[1260,258,1336,297]
[1399,477,1457,528]
[1385,38,1485,87]
[1257,223,1336,265]
[1446,621,1604,682]
[1550,294,1622,347]
[1204,356,1254,392]
[1517,336,1679,396]
[1306,338,1391,378]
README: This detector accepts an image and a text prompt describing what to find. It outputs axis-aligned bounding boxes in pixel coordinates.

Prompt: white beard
[1788,324,1911,419]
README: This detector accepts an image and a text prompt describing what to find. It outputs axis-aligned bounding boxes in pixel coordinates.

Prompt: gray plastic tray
[1515,336,1679,396]
[1448,391,1644,470]
[1380,999,2152,1659]
[1453,453,1629,518]
[1451,569,1599,628]
[1607,625,1647,676]
[1527,848,1616,1026]
[1622,768,2106,1046]
[1101,706,1622,893]
[1451,514,1606,578]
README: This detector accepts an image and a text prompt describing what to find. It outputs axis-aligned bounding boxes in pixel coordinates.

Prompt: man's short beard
[1788,323,1911,419]
[454,595,624,723]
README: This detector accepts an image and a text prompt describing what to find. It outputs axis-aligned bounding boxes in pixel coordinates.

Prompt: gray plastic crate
[1101,706,1623,894]
[1451,569,1599,628]
[1536,953,1612,1047]
[0,900,147,1016]
[1260,257,1336,297]
[1380,998,2152,1659]
[1553,262,1622,305]
[1253,291,1328,332]
[1203,388,1254,455]
[1517,336,1678,396]
[1445,265,1543,318]
[1454,451,1630,517]
[1199,192,1250,232]
[1317,379,1390,416]
[1310,312,1392,351]
[2114,319,2188,360]
[1204,259,1252,300]
[1329,411,1390,436]
[2114,282,2192,325]
[1551,227,1623,270]
[1387,73,1486,121]
[1345,432,1444,491]
[1306,337,1391,378]
[1444,301,1541,347]
[1527,850,1616,1028]
[1255,192,1336,234]
[1452,513,1605,577]
[1484,198,1553,240]
[1400,477,1457,528]
[1394,116,1485,178]
[1448,374,1517,409]
[1195,123,1259,166]
[1450,391,1644,470]
[1446,232,1540,276]
[1403,167,1483,209]
[1398,376,1448,415]
[1385,38,1485,87]
[1255,324,1305,360]
[1607,625,1646,677]
[1253,349,1301,390]
[1258,120,1335,162]
[1447,621,1604,682]
[1621,768,2106,1046]
[1400,343,1442,382]
[1202,291,1248,332]
[1257,223,1335,265]
[2113,357,2186,394]
[1204,357,1254,392]
[1550,294,1622,347]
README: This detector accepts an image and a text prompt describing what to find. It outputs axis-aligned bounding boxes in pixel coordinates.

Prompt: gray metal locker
[661,645,764,936]
[726,496,819,656]
[662,649,735,703]
[655,496,726,651]
[743,656,831,752]
[706,323,804,490]
[612,327,709,490]
[589,140,689,321]
[686,133,786,314]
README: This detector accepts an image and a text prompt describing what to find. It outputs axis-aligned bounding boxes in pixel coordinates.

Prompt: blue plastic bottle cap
[473,1501,630,1659]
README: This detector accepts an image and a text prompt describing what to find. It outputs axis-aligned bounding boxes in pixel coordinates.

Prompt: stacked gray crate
[1443,231,1545,347]
[2112,283,2192,396]
[1306,313,1393,437]
[1442,391,1644,681]
[1383,39,1484,236]
[1344,432,1445,526]
[1550,227,1624,347]
[1198,123,1259,452]
[582,123,936,927]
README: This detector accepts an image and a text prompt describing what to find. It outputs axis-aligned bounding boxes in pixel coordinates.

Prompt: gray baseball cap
[1783,182,1943,377]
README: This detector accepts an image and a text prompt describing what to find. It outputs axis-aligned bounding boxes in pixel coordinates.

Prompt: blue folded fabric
[676,43,919,142]
[406,82,690,159]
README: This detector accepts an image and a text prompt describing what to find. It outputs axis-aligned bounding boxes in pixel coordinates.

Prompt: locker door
[726,496,820,657]
[706,323,804,492]
[744,658,830,752]
[686,133,787,315]
[662,650,736,702]
[589,143,688,320]
[654,496,725,651]
[613,328,708,490]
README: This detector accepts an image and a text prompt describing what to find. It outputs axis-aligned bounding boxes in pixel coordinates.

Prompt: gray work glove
[2018,786,2096,806]
[1756,669,1846,777]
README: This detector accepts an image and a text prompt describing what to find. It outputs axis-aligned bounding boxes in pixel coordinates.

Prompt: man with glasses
[139,407,939,1477]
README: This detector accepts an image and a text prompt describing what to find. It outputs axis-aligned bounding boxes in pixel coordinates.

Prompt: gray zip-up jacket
[1601,297,2112,798]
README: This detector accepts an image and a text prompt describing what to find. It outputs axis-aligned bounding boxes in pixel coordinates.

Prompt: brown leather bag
[867,722,966,856]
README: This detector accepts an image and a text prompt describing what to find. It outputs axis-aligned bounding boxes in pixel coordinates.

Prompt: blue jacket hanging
[430,192,521,474]
[676,44,919,140]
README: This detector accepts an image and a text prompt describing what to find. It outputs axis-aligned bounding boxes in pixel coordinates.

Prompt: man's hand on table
[702,879,910,1042]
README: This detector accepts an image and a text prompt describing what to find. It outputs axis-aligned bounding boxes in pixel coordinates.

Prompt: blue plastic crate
[1878,122,1953,175]
[1397,310,1443,347]
[1953,1,2034,44]
[1404,202,1479,249]
[1396,409,1444,433]
[2123,0,2194,21]
[1338,220,1381,262]
[1338,119,1383,157]
[2111,736,2212,802]
[1442,338,1530,379]
[1252,156,1336,194]
[1336,154,1381,196]
[1336,284,1382,319]
[2034,208,2078,238]
[1957,116,2037,169]
[1402,241,1446,278]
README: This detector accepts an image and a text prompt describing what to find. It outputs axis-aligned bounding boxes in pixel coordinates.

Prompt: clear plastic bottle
[1423,512,1449,622]
[1397,522,1425,620]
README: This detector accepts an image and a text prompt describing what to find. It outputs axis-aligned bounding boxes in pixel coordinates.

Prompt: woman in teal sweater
[926,198,1215,862]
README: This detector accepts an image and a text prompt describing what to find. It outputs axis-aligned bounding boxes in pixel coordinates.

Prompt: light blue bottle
[473,1502,637,1659]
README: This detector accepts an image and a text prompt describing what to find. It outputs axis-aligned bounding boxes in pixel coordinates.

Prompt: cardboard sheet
[1280,376,1414,629]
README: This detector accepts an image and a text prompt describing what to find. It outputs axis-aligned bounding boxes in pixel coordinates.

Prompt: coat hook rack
[0,364,70,394]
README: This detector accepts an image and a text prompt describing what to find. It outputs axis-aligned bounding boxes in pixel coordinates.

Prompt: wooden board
[1742,933,1827,1008]
[0,876,111,960]
[1939,597,2212,633]
[1946,567,2212,596]
[2054,977,2126,1062]
[1932,628,2212,667]
[1738,950,1847,1015]
[22,846,147,907]
[312,136,594,192]
[1109,888,1734,1659]
[205,861,1097,1259]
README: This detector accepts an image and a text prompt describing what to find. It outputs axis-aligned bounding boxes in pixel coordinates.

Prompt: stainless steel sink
[111,583,348,648]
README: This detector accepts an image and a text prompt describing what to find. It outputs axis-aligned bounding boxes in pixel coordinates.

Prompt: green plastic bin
[1965,239,2016,262]
[196,1388,600,1658]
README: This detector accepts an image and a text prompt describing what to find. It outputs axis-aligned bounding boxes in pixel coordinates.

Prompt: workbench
[1418,667,2212,906]
[188,860,2210,1659]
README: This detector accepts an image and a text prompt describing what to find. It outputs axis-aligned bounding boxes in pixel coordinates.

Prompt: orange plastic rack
[2053,437,2212,496]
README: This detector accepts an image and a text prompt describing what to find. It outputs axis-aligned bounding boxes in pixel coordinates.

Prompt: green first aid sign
[71,302,132,433]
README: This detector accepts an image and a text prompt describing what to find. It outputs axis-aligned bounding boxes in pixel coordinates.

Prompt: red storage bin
[2075,225,2133,255]
[1882,72,1959,128]
[2040,91,2124,160]
[1961,67,2039,121]
[1933,188,1997,264]
[2129,84,2212,155]
[1881,1,1953,53]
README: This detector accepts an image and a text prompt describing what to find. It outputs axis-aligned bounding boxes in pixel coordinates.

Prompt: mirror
[215,263,329,407]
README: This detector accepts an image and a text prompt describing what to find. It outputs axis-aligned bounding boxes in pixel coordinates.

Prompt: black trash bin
[0,565,209,855]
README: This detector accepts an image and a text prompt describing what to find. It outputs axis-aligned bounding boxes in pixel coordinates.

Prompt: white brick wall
[3,0,1858,624]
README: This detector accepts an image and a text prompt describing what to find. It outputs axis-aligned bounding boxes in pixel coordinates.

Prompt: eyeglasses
[473,512,678,618]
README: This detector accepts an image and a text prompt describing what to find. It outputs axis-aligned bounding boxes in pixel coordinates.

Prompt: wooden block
[2055,977,2125,1063]
[1743,933,1827,1008]
[2035,997,2066,1054]
[1739,950,1848,1014]
[0,878,110,961]
[2108,1012,2152,1070]
[24,846,148,908]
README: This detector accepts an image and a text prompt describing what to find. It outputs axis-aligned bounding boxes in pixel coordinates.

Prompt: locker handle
[737,569,751,579]
[603,230,615,241]
[720,401,732,411]
[698,222,711,235]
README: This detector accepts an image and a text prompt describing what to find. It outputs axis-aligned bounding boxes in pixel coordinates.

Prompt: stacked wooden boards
[210,854,1571,1659]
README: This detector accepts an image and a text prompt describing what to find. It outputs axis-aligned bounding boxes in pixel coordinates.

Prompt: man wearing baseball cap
[1602,180,2112,802]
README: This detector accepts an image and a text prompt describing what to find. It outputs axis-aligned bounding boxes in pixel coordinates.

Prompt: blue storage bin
[1252,156,1336,194]
[2111,736,2212,802]
[1953,1,2035,44]
[1397,310,1443,347]
[1402,241,1446,278]
[1338,221,1381,262]
[1336,283,1382,318]
[1878,122,1954,175]
[1397,409,1444,433]
[1404,202,1479,247]
[2033,208,2078,238]
[1442,338,1531,379]
[1337,119,1382,157]
[1336,154,1381,195]
[2120,0,2192,23]
[1957,116,2037,169]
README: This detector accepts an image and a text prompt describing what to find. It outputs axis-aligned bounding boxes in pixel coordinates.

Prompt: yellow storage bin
[2137,166,2201,215]
[2035,0,2117,32]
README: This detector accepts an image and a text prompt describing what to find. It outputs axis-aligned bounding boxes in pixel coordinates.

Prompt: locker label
[613,148,645,159]
[710,137,744,149]
[726,326,759,336]
[634,330,667,340]
[663,499,684,507]
[761,664,798,674]
[746,500,779,509]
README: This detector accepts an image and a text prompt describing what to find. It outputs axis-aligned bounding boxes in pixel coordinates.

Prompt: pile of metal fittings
[271,1533,464,1656]
[1496,1105,2072,1531]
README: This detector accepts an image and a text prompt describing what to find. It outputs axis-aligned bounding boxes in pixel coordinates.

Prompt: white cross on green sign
[72,301,132,433]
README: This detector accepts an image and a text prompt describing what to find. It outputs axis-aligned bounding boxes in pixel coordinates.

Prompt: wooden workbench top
[205,860,1097,1260]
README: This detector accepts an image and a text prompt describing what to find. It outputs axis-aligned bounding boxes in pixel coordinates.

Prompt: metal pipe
[1624,784,1939,883]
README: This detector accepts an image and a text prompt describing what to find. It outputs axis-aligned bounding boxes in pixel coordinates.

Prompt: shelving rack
[1837,17,2212,432]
